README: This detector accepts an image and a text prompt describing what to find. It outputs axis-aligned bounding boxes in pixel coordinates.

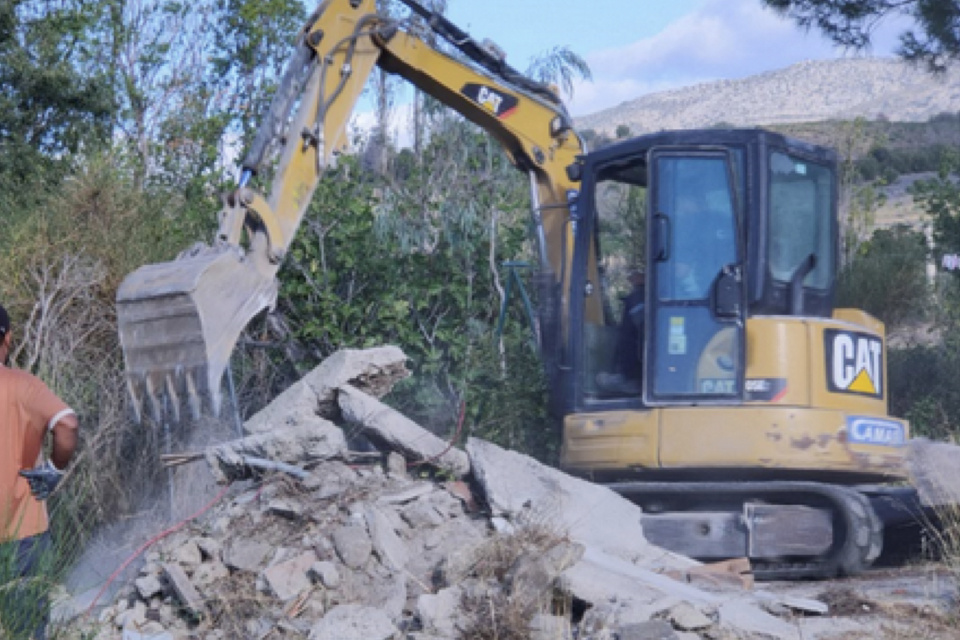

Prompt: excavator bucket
[117,245,277,423]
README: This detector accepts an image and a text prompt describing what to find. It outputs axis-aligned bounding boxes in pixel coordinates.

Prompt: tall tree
[763,0,960,73]
[107,0,217,188]
[210,0,306,147]
[525,46,592,100]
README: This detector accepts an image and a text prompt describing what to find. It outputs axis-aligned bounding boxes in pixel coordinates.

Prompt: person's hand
[19,460,64,501]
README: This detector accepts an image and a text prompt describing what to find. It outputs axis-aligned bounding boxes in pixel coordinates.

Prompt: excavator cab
[568,129,837,410]
[559,130,914,578]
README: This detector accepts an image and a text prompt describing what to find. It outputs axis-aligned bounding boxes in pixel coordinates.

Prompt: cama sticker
[825,329,883,398]
[846,416,904,447]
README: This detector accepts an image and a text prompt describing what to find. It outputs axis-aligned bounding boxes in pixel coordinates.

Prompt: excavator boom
[117,0,583,422]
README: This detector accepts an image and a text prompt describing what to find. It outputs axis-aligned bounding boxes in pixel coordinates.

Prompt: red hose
[83,483,232,619]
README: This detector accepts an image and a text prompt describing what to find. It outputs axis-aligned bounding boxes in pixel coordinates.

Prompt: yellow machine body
[563,313,907,480]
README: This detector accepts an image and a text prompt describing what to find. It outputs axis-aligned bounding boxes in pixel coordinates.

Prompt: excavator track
[607,481,884,580]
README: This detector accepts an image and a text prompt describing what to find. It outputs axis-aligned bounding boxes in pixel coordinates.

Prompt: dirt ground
[763,563,958,639]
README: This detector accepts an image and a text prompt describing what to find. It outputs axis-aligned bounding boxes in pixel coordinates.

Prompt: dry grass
[935,517,960,576]
[448,518,579,640]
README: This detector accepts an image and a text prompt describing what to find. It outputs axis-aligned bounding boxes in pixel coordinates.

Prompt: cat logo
[460,83,519,119]
[477,86,502,113]
[825,329,883,398]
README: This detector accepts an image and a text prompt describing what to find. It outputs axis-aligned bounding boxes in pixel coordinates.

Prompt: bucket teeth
[185,371,201,421]
[145,376,163,425]
[126,377,144,424]
[164,373,181,424]
[117,244,278,424]
[124,365,213,424]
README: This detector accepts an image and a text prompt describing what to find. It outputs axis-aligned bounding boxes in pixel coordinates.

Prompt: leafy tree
[210,0,306,146]
[525,46,592,99]
[763,0,960,73]
[0,1,114,180]
[107,0,222,188]
[912,148,960,260]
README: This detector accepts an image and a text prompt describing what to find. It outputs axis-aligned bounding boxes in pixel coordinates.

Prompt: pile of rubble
[72,347,840,640]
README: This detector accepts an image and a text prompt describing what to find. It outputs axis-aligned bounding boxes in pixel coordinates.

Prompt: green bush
[890,335,960,439]
[837,225,930,329]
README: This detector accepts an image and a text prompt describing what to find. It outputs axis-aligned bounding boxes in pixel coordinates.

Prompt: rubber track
[606,480,884,580]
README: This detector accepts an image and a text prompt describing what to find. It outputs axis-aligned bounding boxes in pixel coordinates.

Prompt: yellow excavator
[117,0,923,579]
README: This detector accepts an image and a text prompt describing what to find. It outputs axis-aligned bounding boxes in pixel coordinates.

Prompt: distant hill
[576,58,960,136]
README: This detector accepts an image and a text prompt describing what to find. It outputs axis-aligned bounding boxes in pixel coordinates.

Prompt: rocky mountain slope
[577,58,960,135]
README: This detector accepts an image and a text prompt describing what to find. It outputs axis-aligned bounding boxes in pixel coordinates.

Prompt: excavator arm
[117,0,584,422]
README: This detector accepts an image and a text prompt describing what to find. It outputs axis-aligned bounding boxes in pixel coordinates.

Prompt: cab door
[645,149,745,404]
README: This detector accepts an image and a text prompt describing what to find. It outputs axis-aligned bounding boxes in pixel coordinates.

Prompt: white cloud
[567,0,907,116]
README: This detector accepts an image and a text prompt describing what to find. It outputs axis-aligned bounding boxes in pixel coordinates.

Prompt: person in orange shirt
[0,303,79,640]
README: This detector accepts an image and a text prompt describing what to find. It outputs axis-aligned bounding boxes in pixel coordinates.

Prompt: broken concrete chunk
[467,438,693,570]
[718,598,801,640]
[618,620,679,640]
[266,499,303,520]
[560,547,719,627]
[122,621,175,640]
[306,346,409,408]
[192,561,230,589]
[667,602,713,631]
[339,385,469,477]
[332,523,373,570]
[378,483,435,505]
[365,504,410,571]
[205,421,347,483]
[134,574,164,600]
[309,603,399,640]
[442,480,478,513]
[400,500,445,529]
[417,587,463,638]
[115,601,147,629]
[263,551,317,601]
[244,383,321,435]
[192,537,222,562]
[755,590,829,616]
[246,346,409,435]
[354,567,407,619]
[224,539,273,573]
[386,451,407,477]
[171,541,202,567]
[308,561,341,589]
[162,563,205,615]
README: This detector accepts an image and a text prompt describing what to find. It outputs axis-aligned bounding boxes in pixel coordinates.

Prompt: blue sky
[441,0,908,116]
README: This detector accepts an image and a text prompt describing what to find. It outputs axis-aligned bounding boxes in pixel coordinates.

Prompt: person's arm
[19,380,79,500]
[50,412,79,471]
